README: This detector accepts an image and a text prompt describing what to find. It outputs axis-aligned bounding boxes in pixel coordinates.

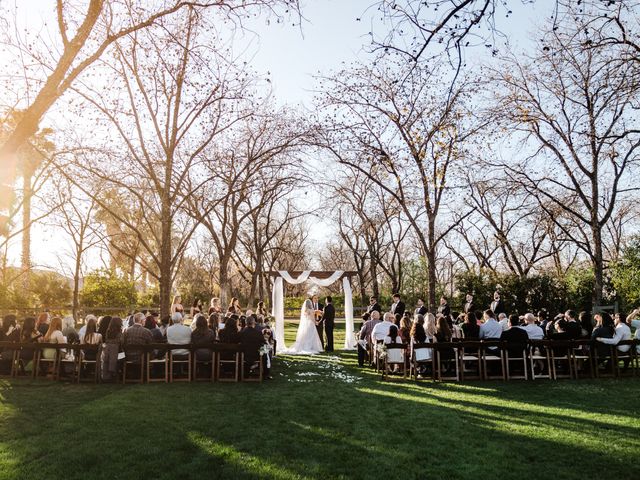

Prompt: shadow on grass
[0,351,639,480]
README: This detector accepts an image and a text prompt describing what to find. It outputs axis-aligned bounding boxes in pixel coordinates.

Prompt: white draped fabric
[271,270,356,352]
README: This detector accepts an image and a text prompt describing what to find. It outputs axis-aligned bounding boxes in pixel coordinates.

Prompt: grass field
[1,322,639,480]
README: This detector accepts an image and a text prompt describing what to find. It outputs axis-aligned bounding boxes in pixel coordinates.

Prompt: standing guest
[490,291,505,316]
[101,317,123,381]
[97,316,112,341]
[190,298,203,318]
[359,312,370,331]
[144,316,164,343]
[357,311,381,367]
[463,294,476,315]
[228,297,241,315]
[579,311,593,338]
[62,316,79,344]
[521,313,544,340]
[479,310,502,340]
[42,317,67,360]
[596,313,632,355]
[437,296,450,318]
[384,324,402,344]
[564,310,582,339]
[81,318,102,361]
[191,315,216,361]
[256,301,269,317]
[372,312,395,342]
[208,297,222,314]
[399,316,412,344]
[166,312,191,358]
[122,312,153,363]
[390,293,405,317]
[36,312,50,336]
[415,299,428,316]
[461,312,480,339]
[366,296,382,315]
[171,295,184,315]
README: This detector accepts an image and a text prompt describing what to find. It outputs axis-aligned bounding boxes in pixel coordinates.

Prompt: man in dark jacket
[322,297,336,352]
[500,315,529,358]
[240,317,269,378]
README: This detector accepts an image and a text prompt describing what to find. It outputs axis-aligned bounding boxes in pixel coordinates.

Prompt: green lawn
[0,323,639,480]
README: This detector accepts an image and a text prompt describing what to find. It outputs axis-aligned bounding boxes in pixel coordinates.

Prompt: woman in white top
[42,317,67,359]
[384,324,403,344]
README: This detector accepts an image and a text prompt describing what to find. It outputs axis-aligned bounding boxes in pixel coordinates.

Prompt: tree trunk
[72,250,82,320]
[21,170,33,291]
[159,196,173,318]
[592,223,604,308]
[426,216,437,312]
[219,255,231,307]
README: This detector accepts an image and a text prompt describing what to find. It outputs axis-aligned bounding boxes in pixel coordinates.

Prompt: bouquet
[260,343,272,369]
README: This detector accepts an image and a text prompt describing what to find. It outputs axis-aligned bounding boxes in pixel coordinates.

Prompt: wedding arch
[269,270,357,353]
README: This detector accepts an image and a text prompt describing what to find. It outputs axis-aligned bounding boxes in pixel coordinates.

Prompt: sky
[3,0,552,273]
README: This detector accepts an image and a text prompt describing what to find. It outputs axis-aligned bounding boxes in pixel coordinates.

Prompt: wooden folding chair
[216,344,240,382]
[240,351,264,383]
[34,343,62,380]
[411,342,436,381]
[459,341,483,381]
[169,345,192,383]
[192,345,216,382]
[77,343,101,384]
[0,341,18,378]
[613,340,636,377]
[593,343,616,378]
[480,341,505,381]
[435,342,459,382]
[381,343,407,380]
[571,339,594,379]
[147,344,169,383]
[504,345,528,380]
[549,340,573,380]
[529,340,552,380]
[122,345,146,384]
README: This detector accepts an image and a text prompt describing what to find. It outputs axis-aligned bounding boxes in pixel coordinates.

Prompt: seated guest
[36,312,50,336]
[158,315,171,337]
[255,315,266,333]
[97,316,112,342]
[384,324,402,344]
[122,312,153,363]
[579,311,593,338]
[424,313,437,342]
[144,315,164,343]
[626,308,640,353]
[410,315,427,344]
[101,317,122,381]
[497,313,509,331]
[461,312,480,339]
[394,313,402,326]
[42,317,67,360]
[191,314,216,361]
[435,315,455,364]
[240,317,269,377]
[208,313,219,338]
[218,316,240,344]
[0,315,19,371]
[357,311,381,367]
[371,312,395,342]
[398,317,412,344]
[591,312,615,360]
[595,313,631,354]
[80,317,102,361]
[564,310,582,339]
[166,312,191,358]
[19,317,41,365]
[538,310,550,333]
[62,316,80,344]
[500,315,529,357]
[78,314,97,343]
[479,310,502,340]
[521,313,544,340]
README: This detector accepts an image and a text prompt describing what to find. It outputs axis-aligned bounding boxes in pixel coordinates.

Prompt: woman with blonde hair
[424,313,437,341]
[171,295,184,314]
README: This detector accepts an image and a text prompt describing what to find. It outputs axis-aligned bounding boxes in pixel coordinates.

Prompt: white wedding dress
[282,299,324,355]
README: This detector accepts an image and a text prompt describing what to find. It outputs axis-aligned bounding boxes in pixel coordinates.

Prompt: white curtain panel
[272,270,355,352]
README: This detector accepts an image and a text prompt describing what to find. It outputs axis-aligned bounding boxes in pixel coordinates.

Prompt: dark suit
[312,301,324,349]
[391,301,405,317]
[322,303,336,352]
[464,302,476,315]
[367,303,382,315]
[415,305,428,316]
[491,299,505,316]
[500,327,528,357]
[437,304,450,318]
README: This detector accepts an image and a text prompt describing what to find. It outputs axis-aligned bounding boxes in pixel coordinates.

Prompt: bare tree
[489,11,640,306]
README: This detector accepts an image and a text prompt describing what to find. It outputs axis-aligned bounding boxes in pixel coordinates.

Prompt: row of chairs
[375,339,640,382]
[0,342,266,383]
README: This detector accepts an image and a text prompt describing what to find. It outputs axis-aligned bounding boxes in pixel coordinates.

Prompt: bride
[283,298,323,355]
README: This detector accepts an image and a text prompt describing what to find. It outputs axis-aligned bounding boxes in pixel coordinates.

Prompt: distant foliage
[611,238,640,311]
[80,269,137,314]
[29,271,72,309]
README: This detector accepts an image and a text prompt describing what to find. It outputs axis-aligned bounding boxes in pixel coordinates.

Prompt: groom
[312,295,324,350]
[322,297,336,352]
